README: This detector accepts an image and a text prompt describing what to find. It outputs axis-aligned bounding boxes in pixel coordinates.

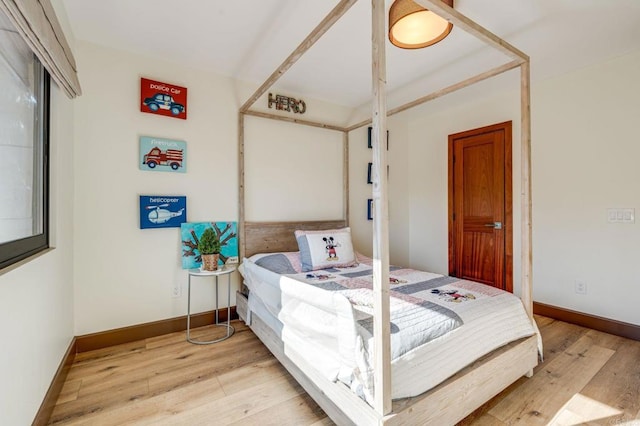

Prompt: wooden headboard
[243,220,347,258]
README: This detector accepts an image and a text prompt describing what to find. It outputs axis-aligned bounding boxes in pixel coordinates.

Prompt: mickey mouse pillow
[295,227,358,272]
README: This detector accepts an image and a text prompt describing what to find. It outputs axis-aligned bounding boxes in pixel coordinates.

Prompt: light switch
[607,208,635,224]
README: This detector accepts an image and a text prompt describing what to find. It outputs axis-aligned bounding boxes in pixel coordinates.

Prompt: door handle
[484,222,503,229]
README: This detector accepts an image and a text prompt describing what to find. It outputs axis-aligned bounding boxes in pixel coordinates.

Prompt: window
[0,11,50,269]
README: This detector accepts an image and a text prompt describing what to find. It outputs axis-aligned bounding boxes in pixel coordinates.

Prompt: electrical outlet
[574,280,587,295]
[172,282,182,298]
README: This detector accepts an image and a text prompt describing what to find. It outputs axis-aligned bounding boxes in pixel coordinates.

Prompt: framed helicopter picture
[139,195,187,229]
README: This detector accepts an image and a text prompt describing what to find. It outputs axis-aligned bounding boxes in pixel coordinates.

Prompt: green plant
[198,228,221,255]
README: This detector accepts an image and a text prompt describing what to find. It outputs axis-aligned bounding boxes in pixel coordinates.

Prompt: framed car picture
[139,136,187,173]
[140,78,188,120]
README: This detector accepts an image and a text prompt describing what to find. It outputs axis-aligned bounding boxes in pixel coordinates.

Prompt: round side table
[187,264,236,344]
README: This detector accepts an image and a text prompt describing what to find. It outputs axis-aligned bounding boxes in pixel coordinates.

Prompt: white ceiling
[59,0,640,110]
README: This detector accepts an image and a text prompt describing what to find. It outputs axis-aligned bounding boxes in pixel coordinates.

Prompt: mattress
[239,252,540,404]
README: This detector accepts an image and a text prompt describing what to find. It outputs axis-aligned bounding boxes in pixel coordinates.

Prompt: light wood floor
[49,316,640,425]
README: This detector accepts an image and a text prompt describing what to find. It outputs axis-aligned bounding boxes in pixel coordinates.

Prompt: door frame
[447,121,513,292]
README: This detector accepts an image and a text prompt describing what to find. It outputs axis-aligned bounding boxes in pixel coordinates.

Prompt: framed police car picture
[140,77,188,120]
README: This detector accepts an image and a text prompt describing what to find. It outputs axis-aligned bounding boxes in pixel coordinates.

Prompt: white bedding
[240,252,540,403]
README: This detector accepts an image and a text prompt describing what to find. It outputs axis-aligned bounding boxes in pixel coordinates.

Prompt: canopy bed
[235,0,537,424]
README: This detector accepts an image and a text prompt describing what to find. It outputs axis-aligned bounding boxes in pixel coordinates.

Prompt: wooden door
[448,121,512,291]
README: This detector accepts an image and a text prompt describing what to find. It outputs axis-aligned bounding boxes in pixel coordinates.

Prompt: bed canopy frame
[237,0,534,424]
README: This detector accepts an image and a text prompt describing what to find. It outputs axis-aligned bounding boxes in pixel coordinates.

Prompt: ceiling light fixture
[389,0,454,49]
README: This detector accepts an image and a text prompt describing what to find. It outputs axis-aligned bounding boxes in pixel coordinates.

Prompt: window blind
[0,0,80,98]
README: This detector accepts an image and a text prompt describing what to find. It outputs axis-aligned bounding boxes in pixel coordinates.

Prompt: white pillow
[295,227,358,272]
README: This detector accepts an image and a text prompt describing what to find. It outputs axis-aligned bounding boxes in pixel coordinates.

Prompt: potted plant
[198,227,221,271]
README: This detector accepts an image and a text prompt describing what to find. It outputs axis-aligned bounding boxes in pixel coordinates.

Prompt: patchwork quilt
[242,252,539,402]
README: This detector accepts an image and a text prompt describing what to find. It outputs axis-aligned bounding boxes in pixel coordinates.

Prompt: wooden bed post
[343,131,350,225]
[239,111,246,260]
[520,61,533,319]
[371,0,392,417]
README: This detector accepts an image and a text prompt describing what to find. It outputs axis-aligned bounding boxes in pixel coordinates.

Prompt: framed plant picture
[180,222,239,269]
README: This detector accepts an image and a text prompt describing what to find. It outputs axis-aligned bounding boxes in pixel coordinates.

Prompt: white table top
[188,264,237,276]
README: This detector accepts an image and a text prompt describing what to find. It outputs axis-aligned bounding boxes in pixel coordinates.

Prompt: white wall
[531,51,640,325]
[72,41,240,334]
[401,50,640,326]
[244,116,344,222]
[72,41,355,335]
[0,85,75,424]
